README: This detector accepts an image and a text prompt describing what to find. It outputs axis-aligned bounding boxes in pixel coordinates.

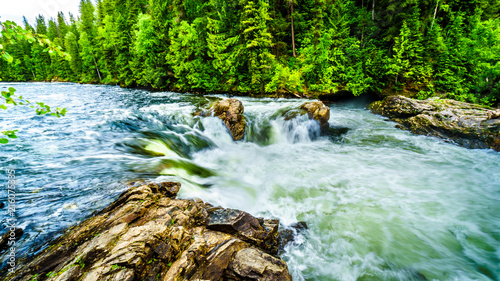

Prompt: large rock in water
[370,95,500,151]
[212,99,246,141]
[3,182,292,281]
[300,101,331,132]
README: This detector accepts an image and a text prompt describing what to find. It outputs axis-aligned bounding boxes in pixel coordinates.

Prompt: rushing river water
[1,82,500,280]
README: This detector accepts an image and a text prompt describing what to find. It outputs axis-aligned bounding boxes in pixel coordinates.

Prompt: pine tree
[65,31,81,79]
[166,0,219,92]
[47,19,59,41]
[78,0,101,81]
[206,0,243,92]
[386,6,432,97]
[57,12,69,41]
[35,15,48,35]
[240,0,275,93]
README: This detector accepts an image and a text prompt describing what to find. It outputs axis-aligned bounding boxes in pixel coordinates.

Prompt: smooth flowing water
[1,83,499,280]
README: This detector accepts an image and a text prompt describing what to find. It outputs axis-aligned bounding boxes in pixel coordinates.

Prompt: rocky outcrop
[300,101,331,132]
[4,182,292,281]
[212,99,247,141]
[370,95,500,151]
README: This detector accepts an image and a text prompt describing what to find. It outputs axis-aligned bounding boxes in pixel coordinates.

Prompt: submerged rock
[300,101,331,133]
[279,101,331,133]
[3,182,291,281]
[277,221,308,254]
[212,99,247,141]
[370,95,500,151]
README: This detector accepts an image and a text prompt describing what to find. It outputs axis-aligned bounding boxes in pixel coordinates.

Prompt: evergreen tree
[78,0,101,81]
[65,31,82,78]
[385,6,432,97]
[1,0,499,105]
[206,0,243,92]
[35,15,48,35]
[240,0,275,93]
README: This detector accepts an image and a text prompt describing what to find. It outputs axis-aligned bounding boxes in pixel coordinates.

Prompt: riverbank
[2,181,292,281]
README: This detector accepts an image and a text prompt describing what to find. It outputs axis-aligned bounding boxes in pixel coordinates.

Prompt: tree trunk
[93,55,102,81]
[431,1,439,30]
[372,0,375,21]
[291,3,296,58]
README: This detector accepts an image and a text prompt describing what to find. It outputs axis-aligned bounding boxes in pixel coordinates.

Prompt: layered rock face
[212,99,247,141]
[4,182,291,281]
[370,95,500,151]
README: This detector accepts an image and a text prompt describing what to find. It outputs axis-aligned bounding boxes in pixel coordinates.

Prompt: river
[1,83,499,280]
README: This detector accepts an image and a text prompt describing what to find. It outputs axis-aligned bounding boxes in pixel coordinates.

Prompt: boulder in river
[212,99,247,141]
[369,95,500,151]
[300,101,331,133]
[3,182,292,281]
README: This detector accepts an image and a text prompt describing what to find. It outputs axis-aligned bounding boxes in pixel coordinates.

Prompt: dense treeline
[1,0,500,105]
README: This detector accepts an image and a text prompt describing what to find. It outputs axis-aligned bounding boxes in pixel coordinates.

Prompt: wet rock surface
[212,99,247,141]
[277,221,308,255]
[370,95,500,151]
[3,182,292,281]
[0,228,23,253]
[300,101,330,133]
[280,101,331,133]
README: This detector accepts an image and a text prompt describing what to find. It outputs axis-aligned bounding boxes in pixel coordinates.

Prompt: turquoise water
[1,83,499,280]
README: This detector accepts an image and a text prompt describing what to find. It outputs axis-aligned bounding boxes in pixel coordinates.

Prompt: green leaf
[8,87,16,94]
[0,138,8,144]
[6,98,16,105]
[0,105,7,110]
[2,52,13,63]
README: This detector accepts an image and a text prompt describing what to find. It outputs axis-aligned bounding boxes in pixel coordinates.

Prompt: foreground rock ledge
[370,95,500,151]
[5,182,291,281]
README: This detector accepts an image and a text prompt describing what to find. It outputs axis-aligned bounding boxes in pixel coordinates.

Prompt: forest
[1,0,500,106]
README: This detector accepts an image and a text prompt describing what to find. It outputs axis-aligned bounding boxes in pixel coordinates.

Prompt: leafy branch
[1,20,68,144]
[0,20,70,62]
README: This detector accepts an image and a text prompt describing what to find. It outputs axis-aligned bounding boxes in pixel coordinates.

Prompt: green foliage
[240,0,275,93]
[1,0,500,105]
[386,8,433,98]
[0,22,68,143]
